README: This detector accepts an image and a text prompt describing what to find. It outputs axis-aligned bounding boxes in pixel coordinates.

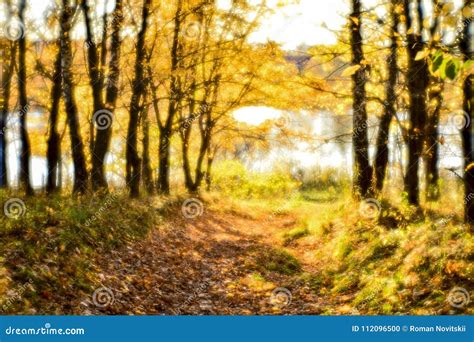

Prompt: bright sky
[233,106,283,125]
[243,0,349,49]
[20,0,348,48]
[15,0,466,49]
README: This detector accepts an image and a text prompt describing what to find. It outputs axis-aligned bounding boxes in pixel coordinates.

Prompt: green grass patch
[283,226,309,245]
[254,248,302,275]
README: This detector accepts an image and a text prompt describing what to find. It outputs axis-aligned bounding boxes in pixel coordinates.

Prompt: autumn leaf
[341,65,361,77]
[415,49,429,61]
[350,16,359,25]
[465,163,474,172]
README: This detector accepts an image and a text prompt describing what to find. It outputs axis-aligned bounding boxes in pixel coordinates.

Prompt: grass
[0,191,162,314]
[316,202,472,314]
[218,180,473,315]
[0,178,472,315]
[282,226,310,245]
[253,248,302,276]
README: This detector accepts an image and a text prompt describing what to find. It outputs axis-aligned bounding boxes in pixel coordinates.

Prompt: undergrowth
[0,178,472,315]
[0,191,161,314]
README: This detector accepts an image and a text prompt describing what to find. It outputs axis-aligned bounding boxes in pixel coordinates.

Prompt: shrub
[211,160,299,198]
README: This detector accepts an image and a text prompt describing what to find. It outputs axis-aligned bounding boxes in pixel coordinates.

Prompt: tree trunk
[205,145,216,191]
[126,0,151,198]
[157,0,183,195]
[402,0,429,206]
[82,0,104,190]
[193,111,213,193]
[350,0,372,198]
[141,108,154,195]
[81,0,103,113]
[423,0,443,201]
[60,0,88,194]
[460,0,474,224]
[157,132,171,194]
[373,0,399,193]
[424,80,443,201]
[87,0,124,191]
[180,83,202,193]
[46,42,62,194]
[181,118,194,191]
[18,0,33,195]
[180,107,211,194]
[0,41,15,188]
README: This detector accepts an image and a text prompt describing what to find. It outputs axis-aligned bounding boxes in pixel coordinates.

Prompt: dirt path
[79,208,326,315]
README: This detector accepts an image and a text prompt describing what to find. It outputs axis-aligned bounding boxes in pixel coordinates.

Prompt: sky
[236,0,349,49]
[14,0,466,50]
[20,0,348,48]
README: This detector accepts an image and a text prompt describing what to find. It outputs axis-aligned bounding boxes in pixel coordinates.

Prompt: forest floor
[81,208,323,315]
[79,189,473,315]
[0,188,472,315]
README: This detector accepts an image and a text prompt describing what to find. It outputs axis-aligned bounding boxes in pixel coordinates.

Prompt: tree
[176,0,265,193]
[126,0,151,197]
[141,101,154,195]
[401,0,429,206]
[156,0,183,195]
[18,0,33,195]
[0,38,16,188]
[46,40,63,194]
[350,0,372,198]
[60,0,89,194]
[82,0,124,191]
[424,0,444,201]
[372,0,400,193]
[460,0,474,223]
[179,1,216,194]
